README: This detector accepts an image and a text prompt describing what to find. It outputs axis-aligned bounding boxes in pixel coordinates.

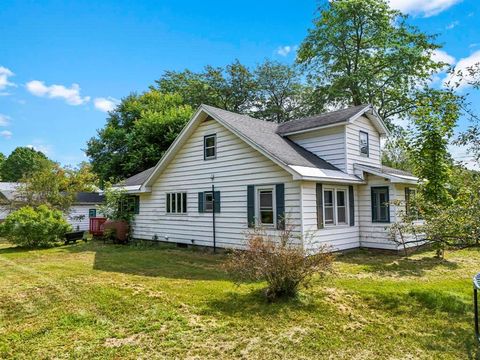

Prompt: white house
[118,104,419,252]
[67,192,104,231]
[0,185,104,231]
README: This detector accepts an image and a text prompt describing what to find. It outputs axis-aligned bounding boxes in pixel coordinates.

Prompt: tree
[253,60,313,122]
[156,59,312,122]
[296,0,445,128]
[407,90,460,206]
[16,162,99,212]
[381,130,414,172]
[0,147,51,181]
[0,152,5,180]
[156,60,257,114]
[86,91,193,183]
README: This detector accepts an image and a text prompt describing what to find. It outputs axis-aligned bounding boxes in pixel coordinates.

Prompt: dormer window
[359,131,369,157]
[204,134,216,160]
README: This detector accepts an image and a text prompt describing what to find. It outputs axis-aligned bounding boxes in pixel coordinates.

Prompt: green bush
[0,205,72,247]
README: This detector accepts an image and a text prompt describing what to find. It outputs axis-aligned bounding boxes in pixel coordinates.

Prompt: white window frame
[166,192,188,214]
[323,186,349,227]
[204,191,214,213]
[255,186,276,227]
[359,131,369,157]
[204,134,216,160]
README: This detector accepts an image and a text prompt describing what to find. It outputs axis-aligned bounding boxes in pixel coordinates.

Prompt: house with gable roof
[118,104,419,252]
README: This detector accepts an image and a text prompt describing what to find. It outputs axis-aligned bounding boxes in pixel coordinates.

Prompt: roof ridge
[279,104,371,126]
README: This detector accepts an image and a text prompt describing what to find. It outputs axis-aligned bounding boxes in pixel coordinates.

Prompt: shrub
[223,225,333,301]
[0,205,71,247]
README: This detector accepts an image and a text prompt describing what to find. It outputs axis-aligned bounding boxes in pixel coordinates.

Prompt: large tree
[86,91,193,183]
[407,90,460,206]
[297,0,445,127]
[0,147,51,182]
[156,59,311,122]
[156,60,256,114]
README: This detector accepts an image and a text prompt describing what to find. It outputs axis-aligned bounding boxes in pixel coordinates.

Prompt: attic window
[204,134,216,160]
[359,131,369,157]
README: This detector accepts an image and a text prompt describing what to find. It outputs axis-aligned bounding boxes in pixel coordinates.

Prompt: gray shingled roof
[277,104,371,135]
[202,105,340,171]
[74,192,104,204]
[121,166,156,187]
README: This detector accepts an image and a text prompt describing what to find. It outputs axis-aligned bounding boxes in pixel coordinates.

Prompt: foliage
[15,162,98,212]
[86,91,193,183]
[97,185,134,223]
[406,90,460,206]
[390,166,480,257]
[156,59,256,114]
[156,59,312,122]
[381,131,414,172]
[0,152,5,178]
[452,62,480,164]
[0,205,71,247]
[296,0,445,128]
[253,60,313,122]
[223,225,333,301]
[0,147,52,182]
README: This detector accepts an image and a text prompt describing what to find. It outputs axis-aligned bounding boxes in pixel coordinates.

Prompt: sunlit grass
[0,240,478,359]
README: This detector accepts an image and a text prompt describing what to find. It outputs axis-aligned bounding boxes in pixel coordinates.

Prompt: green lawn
[0,240,478,359]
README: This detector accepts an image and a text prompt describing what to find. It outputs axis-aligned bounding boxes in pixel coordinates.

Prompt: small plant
[223,224,333,301]
[0,205,72,248]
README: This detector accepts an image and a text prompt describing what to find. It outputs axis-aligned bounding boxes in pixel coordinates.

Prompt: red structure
[89,217,107,236]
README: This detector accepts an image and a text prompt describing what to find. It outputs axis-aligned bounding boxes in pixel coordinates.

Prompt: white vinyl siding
[301,181,360,252]
[289,126,347,171]
[132,118,301,249]
[67,205,98,231]
[346,115,381,174]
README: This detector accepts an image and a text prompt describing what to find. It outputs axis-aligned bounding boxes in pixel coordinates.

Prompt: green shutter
[198,192,204,213]
[371,188,377,222]
[405,187,410,215]
[348,186,355,226]
[275,183,285,230]
[247,185,255,228]
[134,196,140,214]
[316,183,323,229]
[214,191,221,213]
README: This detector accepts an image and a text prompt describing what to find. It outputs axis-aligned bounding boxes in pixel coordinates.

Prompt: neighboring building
[0,185,104,231]
[118,104,419,252]
[0,182,21,220]
[67,192,105,231]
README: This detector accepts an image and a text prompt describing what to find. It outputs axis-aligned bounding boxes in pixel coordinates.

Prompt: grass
[0,240,478,359]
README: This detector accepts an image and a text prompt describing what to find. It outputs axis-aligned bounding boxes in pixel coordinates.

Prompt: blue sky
[0,0,479,167]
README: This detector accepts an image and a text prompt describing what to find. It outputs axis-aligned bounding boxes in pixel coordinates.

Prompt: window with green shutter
[371,187,390,223]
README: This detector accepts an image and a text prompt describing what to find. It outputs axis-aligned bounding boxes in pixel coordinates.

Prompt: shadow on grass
[337,248,459,277]
[203,287,323,318]
[54,239,240,282]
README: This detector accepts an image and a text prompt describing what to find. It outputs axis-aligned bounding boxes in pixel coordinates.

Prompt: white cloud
[0,66,16,91]
[0,130,12,139]
[388,0,462,17]
[94,97,119,112]
[431,49,456,65]
[0,114,10,127]
[276,45,293,57]
[26,80,90,105]
[26,141,53,155]
[446,20,459,29]
[443,50,480,89]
